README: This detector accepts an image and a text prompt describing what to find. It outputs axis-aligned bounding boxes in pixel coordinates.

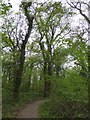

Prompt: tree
[67,1,90,118]
[13,2,34,100]
[2,1,34,100]
[34,1,71,97]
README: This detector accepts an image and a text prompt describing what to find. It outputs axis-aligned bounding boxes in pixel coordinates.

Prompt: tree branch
[67,1,90,24]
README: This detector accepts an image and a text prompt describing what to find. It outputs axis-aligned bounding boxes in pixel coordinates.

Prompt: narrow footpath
[16,99,47,118]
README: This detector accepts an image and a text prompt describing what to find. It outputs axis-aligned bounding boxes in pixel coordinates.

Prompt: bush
[40,71,88,118]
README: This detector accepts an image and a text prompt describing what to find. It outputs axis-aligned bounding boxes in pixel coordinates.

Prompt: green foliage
[53,47,69,70]
[40,70,88,118]
[39,102,50,118]
[2,33,14,48]
[0,1,12,15]
[66,36,88,76]
[53,72,88,101]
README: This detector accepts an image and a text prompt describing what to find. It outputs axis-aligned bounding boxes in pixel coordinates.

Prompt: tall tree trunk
[43,58,52,97]
[13,47,25,99]
[13,2,34,100]
[27,65,33,91]
[39,34,53,97]
[48,61,52,75]
[27,75,31,92]
[46,43,52,96]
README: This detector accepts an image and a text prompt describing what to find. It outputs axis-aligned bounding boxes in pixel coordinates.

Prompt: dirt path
[16,99,47,118]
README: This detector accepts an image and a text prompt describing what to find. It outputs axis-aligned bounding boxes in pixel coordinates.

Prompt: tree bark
[27,75,32,91]
[43,57,52,97]
[13,2,34,100]
[43,61,47,97]
[13,47,25,99]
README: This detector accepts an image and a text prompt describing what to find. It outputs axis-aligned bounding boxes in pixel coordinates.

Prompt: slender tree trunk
[27,67,33,91]
[47,44,52,96]
[27,76,31,91]
[38,41,48,97]
[43,61,47,97]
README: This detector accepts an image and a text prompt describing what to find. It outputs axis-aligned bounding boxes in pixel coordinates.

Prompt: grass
[39,101,50,118]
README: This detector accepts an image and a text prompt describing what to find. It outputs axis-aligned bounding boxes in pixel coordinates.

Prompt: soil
[16,99,47,118]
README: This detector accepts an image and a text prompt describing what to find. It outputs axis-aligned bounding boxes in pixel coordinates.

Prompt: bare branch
[67,1,90,24]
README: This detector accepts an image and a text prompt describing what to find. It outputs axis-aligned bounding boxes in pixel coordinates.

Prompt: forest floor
[16,99,47,118]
